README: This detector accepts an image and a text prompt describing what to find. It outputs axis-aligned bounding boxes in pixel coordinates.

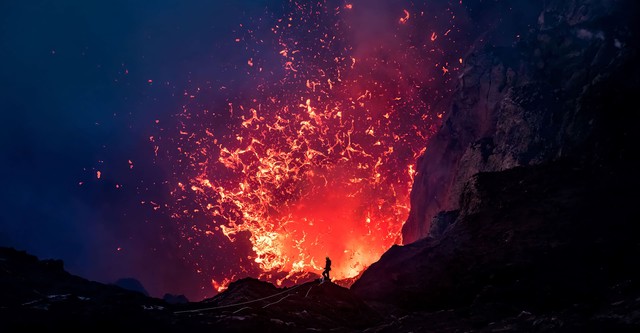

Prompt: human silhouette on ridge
[322,256,331,282]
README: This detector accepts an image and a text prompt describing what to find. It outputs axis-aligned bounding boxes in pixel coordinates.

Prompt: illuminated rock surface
[402,0,639,243]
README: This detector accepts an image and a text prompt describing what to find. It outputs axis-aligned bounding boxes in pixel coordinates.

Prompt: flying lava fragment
[151,0,465,294]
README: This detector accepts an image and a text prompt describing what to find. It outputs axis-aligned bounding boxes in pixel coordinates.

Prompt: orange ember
[190,89,419,283]
[157,0,464,295]
[399,9,411,24]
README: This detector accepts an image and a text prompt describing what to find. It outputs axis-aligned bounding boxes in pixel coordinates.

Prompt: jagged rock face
[353,161,640,330]
[350,0,640,330]
[402,0,640,243]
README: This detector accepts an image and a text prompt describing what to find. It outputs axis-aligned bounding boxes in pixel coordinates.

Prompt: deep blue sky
[0,0,281,299]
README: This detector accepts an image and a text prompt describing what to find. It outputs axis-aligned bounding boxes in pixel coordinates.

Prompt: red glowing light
[153,0,464,296]
[212,277,234,293]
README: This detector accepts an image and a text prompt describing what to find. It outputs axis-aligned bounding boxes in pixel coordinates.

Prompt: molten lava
[155,0,465,296]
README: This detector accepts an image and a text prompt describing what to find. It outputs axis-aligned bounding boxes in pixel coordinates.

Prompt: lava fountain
[155,0,464,294]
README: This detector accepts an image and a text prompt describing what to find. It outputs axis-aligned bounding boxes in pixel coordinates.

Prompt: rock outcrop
[353,161,640,330]
[402,0,640,243]
[350,0,640,330]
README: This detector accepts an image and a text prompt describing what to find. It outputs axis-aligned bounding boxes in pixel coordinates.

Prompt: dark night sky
[0,0,281,300]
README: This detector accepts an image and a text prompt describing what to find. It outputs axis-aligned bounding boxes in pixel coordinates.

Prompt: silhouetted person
[322,256,331,281]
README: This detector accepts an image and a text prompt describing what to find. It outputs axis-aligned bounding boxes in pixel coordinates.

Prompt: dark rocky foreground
[0,246,380,331]
[352,160,640,332]
[0,246,172,330]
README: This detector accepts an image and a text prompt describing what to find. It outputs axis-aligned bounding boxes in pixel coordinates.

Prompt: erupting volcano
[152,0,465,294]
[5,0,640,330]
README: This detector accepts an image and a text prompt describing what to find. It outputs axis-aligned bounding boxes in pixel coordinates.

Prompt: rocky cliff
[350,0,640,330]
[402,0,640,243]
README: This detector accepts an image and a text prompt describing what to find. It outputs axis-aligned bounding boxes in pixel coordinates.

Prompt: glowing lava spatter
[158,0,465,294]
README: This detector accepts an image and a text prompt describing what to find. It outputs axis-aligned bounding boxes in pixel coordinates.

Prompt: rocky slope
[0,246,380,332]
[352,160,640,331]
[0,247,172,330]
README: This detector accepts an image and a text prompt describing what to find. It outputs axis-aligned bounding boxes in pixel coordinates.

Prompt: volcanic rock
[0,247,381,332]
[0,247,171,331]
[351,0,640,330]
[353,159,640,331]
[174,277,382,332]
[402,0,640,243]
